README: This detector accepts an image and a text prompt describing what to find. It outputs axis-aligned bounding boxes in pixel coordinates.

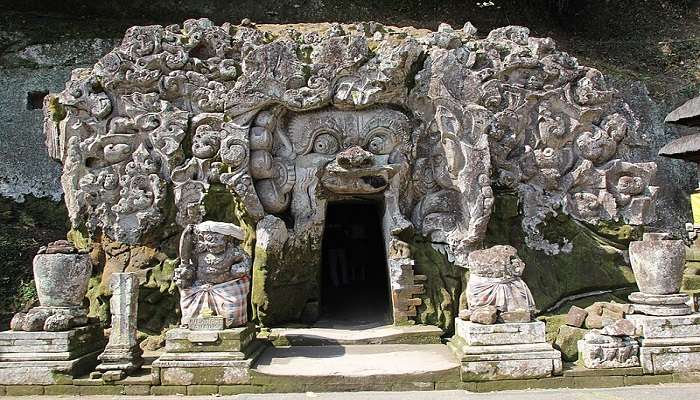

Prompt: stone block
[578,334,640,369]
[628,314,700,338]
[151,385,187,395]
[624,374,674,386]
[5,385,44,396]
[629,291,690,305]
[218,385,265,395]
[633,304,692,316]
[573,375,624,388]
[455,319,545,346]
[0,349,101,385]
[449,328,562,382]
[187,384,219,395]
[565,306,588,328]
[460,358,561,382]
[124,385,152,395]
[640,344,700,374]
[500,310,531,323]
[158,363,253,385]
[600,319,636,336]
[79,385,125,395]
[585,314,603,329]
[470,306,497,325]
[44,385,80,395]
[554,325,587,361]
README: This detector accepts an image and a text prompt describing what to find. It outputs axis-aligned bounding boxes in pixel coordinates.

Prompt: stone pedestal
[448,319,562,381]
[152,324,261,385]
[578,331,640,369]
[628,292,692,316]
[626,313,700,374]
[0,324,105,384]
[96,273,143,381]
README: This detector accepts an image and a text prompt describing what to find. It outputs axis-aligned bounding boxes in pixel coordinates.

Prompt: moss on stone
[47,95,67,122]
[485,193,638,312]
[409,236,462,335]
[252,234,322,327]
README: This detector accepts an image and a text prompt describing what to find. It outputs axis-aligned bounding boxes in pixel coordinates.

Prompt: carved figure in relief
[174,221,251,327]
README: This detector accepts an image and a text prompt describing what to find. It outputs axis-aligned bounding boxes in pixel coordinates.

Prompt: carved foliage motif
[48,19,656,259]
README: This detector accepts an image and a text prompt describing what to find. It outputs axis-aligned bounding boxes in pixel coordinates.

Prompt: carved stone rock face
[45,18,659,270]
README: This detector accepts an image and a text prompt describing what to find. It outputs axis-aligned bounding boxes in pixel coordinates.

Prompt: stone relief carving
[46,18,658,264]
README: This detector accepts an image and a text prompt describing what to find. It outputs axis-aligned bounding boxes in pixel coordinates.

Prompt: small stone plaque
[188,316,225,331]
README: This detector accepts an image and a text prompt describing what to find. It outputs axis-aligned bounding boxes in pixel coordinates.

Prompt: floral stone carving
[174,221,252,328]
[44,19,659,325]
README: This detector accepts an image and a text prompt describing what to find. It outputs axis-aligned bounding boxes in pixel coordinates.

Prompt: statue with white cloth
[463,245,536,323]
[174,221,252,328]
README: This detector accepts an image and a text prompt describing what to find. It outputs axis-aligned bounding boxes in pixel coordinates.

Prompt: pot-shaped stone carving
[629,233,685,295]
[33,242,92,308]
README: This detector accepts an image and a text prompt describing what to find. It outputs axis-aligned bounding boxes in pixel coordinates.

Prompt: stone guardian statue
[174,221,252,328]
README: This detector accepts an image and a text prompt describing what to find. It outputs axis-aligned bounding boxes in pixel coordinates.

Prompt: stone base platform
[152,325,262,386]
[629,292,692,316]
[0,325,105,384]
[449,319,562,381]
[627,313,700,374]
[268,324,443,346]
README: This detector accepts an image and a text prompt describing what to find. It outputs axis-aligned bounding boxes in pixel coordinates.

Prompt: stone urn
[628,233,685,295]
[33,240,92,308]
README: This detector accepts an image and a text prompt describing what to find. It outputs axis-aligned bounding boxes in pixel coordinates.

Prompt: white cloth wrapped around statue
[174,221,252,328]
[463,245,536,324]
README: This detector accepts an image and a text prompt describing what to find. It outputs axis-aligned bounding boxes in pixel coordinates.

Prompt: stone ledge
[0,371,696,396]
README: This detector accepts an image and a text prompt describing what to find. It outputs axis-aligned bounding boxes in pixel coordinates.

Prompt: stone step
[251,343,460,386]
[268,324,443,346]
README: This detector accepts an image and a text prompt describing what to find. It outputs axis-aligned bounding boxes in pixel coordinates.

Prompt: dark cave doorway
[320,200,393,327]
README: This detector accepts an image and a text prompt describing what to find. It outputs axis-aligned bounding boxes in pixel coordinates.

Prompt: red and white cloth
[180,276,250,327]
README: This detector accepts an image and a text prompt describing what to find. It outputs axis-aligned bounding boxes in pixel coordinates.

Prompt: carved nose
[337,145,374,169]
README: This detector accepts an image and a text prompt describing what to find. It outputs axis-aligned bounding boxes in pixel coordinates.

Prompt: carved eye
[366,129,394,154]
[313,133,339,155]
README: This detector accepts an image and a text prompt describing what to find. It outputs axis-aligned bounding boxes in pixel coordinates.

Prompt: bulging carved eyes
[367,133,393,155]
[313,133,339,155]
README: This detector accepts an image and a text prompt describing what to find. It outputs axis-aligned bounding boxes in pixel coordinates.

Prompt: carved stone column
[96,272,143,381]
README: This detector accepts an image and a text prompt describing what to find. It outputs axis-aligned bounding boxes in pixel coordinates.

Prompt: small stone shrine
[449,246,562,381]
[625,233,700,374]
[0,241,105,384]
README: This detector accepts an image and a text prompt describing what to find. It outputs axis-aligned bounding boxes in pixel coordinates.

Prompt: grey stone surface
[578,331,640,369]
[455,319,545,346]
[629,291,691,305]
[640,345,700,374]
[554,325,587,361]
[0,348,102,384]
[0,36,118,201]
[11,242,92,332]
[628,314,700,339]
[450,318,560,381]
[565,306,588,328]
[96,272,143,376]
[629,235,686,295]
[252,343,459,379]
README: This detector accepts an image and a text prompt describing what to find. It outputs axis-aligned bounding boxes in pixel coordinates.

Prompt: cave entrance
[320,201,392,327]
